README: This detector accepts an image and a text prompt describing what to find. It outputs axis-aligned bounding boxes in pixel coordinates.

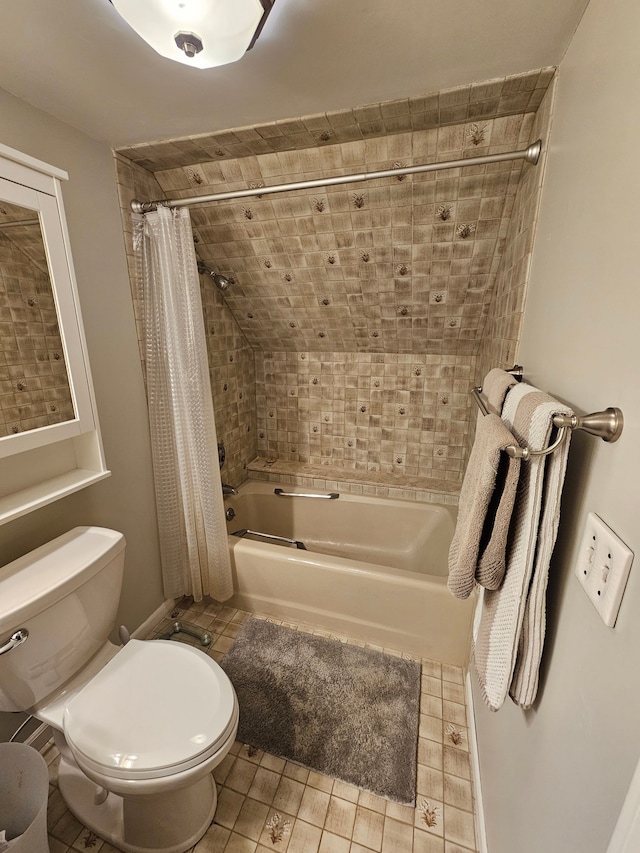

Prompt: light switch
[574,512,634,627]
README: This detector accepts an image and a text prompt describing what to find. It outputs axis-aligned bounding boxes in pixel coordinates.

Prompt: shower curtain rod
[131,139,542,213]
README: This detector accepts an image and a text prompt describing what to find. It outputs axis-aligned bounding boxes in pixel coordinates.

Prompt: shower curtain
[134,205,233,602]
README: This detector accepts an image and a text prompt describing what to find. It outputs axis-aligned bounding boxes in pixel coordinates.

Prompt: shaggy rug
[220,618,421,804]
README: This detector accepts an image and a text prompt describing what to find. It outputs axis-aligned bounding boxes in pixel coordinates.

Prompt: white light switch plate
[575,512,634,627]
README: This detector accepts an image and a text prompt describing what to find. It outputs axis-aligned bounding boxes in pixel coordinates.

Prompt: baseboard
[466,670,489,853]
[131,598,176,640]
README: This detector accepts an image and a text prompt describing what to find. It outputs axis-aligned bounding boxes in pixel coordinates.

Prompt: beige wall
[473,0,640,850]
[0,90,164,739]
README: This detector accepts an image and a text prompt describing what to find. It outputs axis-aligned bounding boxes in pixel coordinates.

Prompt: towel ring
[504,426,569,460]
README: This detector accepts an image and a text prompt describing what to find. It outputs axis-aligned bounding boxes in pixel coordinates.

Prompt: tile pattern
[245,459,459,506]
[115,68,555,172]
[476,78,556,381]
[114,155,256,488]
[150,116,534,357]
[201,278,257,487]
[113,152,166,379]
[464,78,556,468]
[0,225,74,436]
[44,600,479,853]
[255,351,474,484]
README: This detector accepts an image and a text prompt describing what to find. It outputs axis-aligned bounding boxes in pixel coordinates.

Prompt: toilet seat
[63,639,237,782]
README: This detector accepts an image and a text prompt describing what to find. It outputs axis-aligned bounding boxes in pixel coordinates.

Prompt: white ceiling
[0,0,589,148]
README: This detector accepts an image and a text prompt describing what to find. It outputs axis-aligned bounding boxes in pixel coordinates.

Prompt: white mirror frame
[0,143,109,523]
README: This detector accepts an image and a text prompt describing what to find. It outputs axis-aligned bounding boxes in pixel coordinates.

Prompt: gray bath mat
[220,618,421,804]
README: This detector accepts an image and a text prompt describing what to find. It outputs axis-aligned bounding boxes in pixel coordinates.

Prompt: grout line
[466,670,488,853]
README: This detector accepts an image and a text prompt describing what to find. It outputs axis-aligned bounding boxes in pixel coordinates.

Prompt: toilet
[0,527,239,853]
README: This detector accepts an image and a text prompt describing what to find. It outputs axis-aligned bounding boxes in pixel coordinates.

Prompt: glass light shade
[111,0,266,69]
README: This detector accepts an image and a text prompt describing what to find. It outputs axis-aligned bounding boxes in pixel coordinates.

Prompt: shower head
[197,260,235,291]
[211,272,233,291]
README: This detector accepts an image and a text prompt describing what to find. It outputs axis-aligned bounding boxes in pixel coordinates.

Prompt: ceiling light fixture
[110,0,275,69]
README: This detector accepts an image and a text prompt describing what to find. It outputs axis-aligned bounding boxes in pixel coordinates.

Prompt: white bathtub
[225,481,474,665]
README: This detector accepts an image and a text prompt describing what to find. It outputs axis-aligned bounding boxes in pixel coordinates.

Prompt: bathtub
[225,481,474,665]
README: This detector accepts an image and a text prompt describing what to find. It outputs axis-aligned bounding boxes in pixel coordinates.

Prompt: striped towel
[473,383,573,711]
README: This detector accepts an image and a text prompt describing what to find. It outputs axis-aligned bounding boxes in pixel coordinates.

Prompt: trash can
[0,742,50,852]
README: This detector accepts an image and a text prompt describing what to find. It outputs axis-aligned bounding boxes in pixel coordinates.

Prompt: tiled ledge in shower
[246,457,460,506]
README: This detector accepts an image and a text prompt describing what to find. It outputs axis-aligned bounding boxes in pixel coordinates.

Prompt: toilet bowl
[0,527,239,853]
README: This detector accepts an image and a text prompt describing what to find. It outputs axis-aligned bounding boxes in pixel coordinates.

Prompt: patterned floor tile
[43,605,479,853]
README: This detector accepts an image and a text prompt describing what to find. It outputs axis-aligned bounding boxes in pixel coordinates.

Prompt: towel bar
[232,528,308,550]
[274,488,339,499]
[471,385,624,460]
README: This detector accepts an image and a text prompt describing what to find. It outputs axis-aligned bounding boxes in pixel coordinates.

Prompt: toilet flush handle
[0,628,29,656]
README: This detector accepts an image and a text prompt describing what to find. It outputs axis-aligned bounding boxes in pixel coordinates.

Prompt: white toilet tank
[0,527,126,713]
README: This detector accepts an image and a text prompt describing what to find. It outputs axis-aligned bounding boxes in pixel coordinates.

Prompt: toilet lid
[63,639,237,780]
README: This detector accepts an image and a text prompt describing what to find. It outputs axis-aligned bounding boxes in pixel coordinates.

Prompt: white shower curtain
[134,205,233,602]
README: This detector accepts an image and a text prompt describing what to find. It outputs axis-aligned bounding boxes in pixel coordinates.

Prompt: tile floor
[44,599,478,853]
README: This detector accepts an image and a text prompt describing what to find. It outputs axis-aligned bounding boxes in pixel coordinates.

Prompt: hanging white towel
[509,403,572,708]
[473,384,573,711]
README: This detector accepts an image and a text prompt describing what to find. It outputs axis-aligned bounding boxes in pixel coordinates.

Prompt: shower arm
[131,141,543,213]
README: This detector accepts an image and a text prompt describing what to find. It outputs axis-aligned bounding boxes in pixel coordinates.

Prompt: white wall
[0,89,165,739]
[473,0,640,850]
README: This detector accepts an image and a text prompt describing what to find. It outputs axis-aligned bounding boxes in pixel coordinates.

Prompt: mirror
[0,143,108,525]
[0,198,75,437]
[0,146,100,463]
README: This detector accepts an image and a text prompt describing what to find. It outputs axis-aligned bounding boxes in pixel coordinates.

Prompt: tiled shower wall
[115,68,555,499]
[255,352,473,490]
[0,228,74,436]
[476,79,556,381]
[114,155,256,489]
